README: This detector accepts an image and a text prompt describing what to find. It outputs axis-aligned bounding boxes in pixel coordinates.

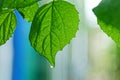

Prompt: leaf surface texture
[0,10,16,45]
[29,1,79,66]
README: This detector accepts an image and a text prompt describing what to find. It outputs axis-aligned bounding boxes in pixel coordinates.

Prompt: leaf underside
[0,10,16,45]
[29,1,79,66]
[93,0,120,47]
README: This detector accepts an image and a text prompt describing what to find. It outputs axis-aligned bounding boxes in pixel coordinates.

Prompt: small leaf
[0,10,17,45]
[93,0,120,47]
[29,1,79,66]
[18,2,39,22]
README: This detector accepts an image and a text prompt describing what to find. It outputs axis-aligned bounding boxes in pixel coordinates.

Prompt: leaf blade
[29,1,79,66]
[0,10,17,45]
[93,0,120,47]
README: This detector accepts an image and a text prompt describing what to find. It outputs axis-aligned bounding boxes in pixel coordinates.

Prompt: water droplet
[50,65,54,68]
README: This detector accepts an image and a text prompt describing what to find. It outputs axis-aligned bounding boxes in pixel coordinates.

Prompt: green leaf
[18,2,39,22]
[0,10,17,45]
[29,1,79,66]
[0,0,39,9]
[93,0,120,47]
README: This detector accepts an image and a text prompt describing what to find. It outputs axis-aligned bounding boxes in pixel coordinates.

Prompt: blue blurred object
[12,11,51,80]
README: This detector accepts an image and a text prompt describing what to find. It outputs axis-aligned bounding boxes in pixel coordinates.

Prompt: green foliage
[1,0,120,67]
[0,10,16,45]
[0,0,79,66]
[93,0,120,47]
[0,0,39,45]
[29,1,79,66]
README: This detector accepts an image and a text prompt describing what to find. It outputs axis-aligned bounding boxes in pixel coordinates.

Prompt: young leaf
[18,2,39,22]
[93,0,120,47]
[29,1,79,66]
[0,10,16,45]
